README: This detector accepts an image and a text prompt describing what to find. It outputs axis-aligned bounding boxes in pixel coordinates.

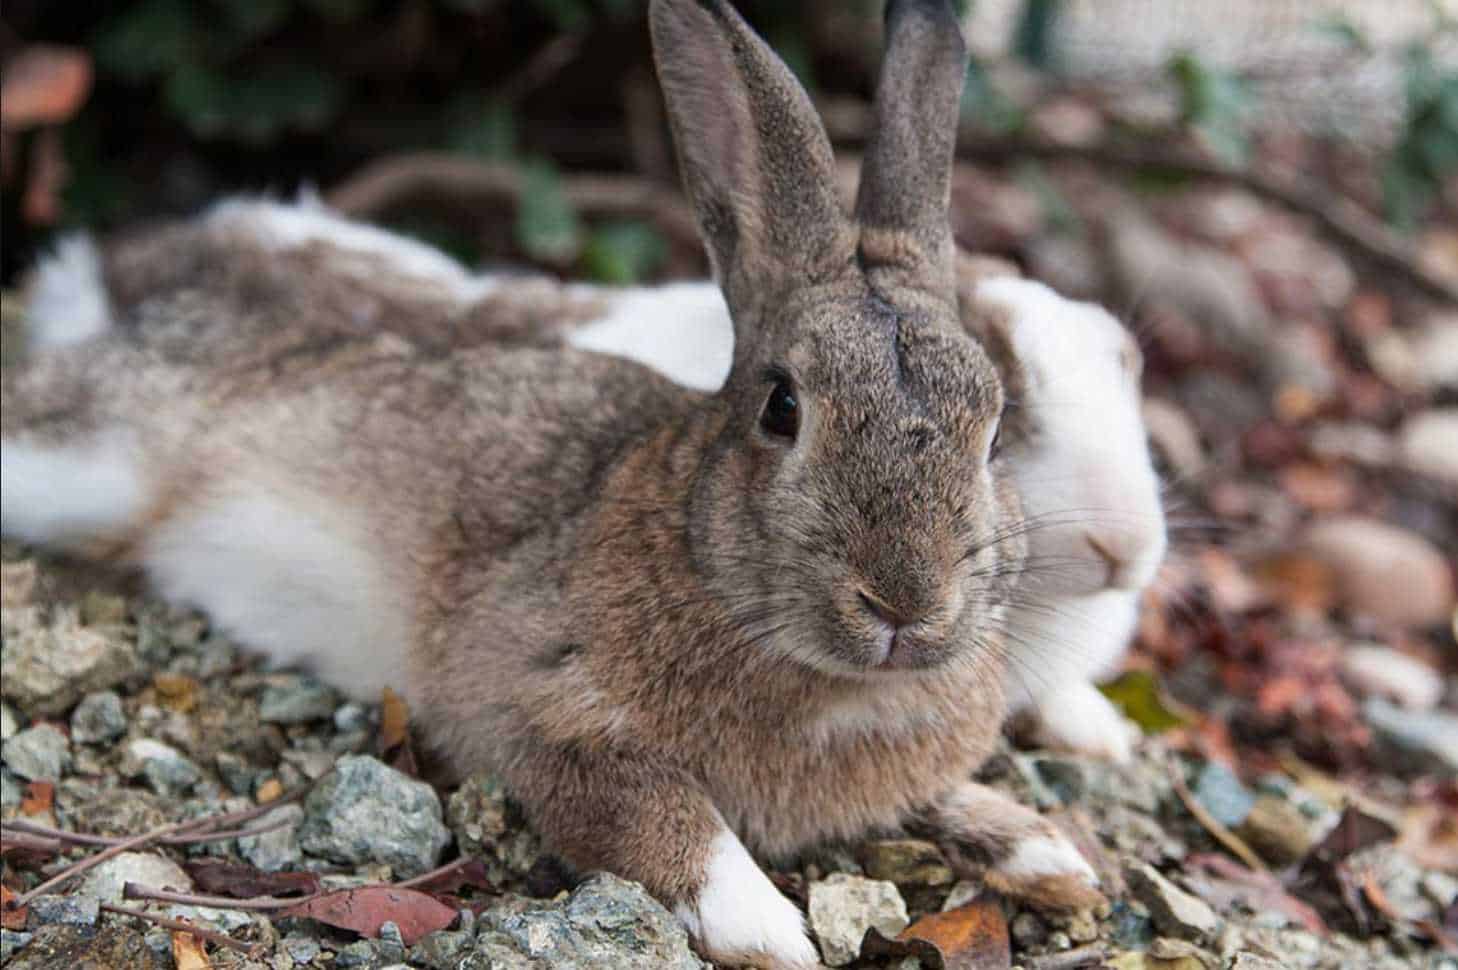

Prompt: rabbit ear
[854,0,968,297]
[650,0,853,317]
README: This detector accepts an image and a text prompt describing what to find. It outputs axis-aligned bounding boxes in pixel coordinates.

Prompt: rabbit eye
[988,410,1006,461]
[760,379,799,440]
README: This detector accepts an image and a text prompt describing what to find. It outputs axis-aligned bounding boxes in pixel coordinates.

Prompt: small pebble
[70,690,127,743]
[26,894,99,928]
[808,873,909,966]
[1,723,71,781]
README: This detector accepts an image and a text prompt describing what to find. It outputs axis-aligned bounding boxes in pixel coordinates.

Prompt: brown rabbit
[2,1,1102,964]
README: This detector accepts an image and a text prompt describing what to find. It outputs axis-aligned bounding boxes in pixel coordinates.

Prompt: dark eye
[760,380,799,440]
[988,410,1006,460]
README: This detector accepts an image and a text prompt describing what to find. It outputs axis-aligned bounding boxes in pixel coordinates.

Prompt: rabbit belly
[138,480,409,701]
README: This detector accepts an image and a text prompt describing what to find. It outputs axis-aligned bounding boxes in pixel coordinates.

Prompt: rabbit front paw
[1029,680,1140,763]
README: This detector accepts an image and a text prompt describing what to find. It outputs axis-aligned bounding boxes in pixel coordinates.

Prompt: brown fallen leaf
[183,860,320,899]
[0,46,93,129]
[380,687,410,750]
[172,928,211,970]
[154,673,202,713]
[903,895,1011,970]
[282,887,457,945]
[19,780,54,815]
[255,778,284,803]
[0,886,28,930]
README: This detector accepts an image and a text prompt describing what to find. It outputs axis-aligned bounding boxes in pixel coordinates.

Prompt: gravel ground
[1,545,1453,970]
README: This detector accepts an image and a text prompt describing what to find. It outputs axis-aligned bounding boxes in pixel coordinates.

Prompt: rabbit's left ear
[854,0,968,298]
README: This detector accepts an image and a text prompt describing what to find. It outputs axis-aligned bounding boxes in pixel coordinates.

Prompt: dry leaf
[255,778,284,803]
[20,780,54,815]
[380,686,410,750]
[154,673,201,713]
[171,929,211,970]
[0,46,92,129]
[901,895,1011,970]
[1,886,28,930]
[282,887,457,945]
[184,859,320,898]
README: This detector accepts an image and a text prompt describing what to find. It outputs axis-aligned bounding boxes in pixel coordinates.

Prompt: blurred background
[1,0,1456,785]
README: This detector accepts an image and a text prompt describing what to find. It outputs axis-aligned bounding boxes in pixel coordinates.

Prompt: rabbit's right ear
[650,0,853,318]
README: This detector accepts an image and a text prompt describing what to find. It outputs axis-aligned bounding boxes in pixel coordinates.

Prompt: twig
[123,882,307,912]
[1166,753,1269,874]
[11,823,186,907]
[0,829,63,856]
[1026,943,1113,970]
[324,154,699,250]
[818,97,1458,306]
[100,903,265,959]
[394,855,484,890]
[3,813,297,849]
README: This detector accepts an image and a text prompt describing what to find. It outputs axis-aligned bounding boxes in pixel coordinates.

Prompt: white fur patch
[567,282,733,392]
[139,480,408,701]
[674,828,819,968]
[206,198,501,304]
[27,235,114,347]
[1001,834,1098,885]
[0,432,147,545]
[1028,679,1139,763]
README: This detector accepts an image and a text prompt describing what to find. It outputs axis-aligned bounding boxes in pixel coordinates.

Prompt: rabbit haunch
[1,1,1108,965]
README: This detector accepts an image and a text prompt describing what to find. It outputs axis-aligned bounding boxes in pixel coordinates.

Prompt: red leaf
[0,46,92,129]
[0,886,27,930]
[183,860,320,899]
[281,887,457,945]
[20,780,54,815]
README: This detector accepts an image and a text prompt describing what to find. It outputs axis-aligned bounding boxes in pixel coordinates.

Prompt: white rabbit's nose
[1084,525,1164,591]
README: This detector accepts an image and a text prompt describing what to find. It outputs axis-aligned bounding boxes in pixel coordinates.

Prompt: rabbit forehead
[770,292,1003,433]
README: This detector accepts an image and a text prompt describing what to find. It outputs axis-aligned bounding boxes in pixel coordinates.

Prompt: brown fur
[3,0,1101,953]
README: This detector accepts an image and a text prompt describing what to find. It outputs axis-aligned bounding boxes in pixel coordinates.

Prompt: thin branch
[1027,944,1114,970]
[1166,753,1269,874]
[101,903,266,959]
[12,822,186,907]
[817,97,1458,306]
[394,855,486,891]
[3,814,297,849]
[123,882,307,912]
[323,154,699,251]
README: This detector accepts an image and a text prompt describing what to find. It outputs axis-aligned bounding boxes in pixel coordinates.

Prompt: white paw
[1001,834,1098,886]
[1031,680,1139,763]
[675,828,820,969]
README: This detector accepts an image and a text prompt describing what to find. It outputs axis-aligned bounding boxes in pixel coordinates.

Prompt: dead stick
[4,814,296,849]
[101,903,265,958]
[11,822,186,907]
[0,830,63,855]
[394,855,485,890]
[124,882,309,912]
[1166,753,1269,874]
[1027,943,1112,970]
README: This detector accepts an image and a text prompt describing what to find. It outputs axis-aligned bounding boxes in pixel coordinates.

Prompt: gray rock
[1192,760,1255,828]
[282,934,323,964]
[1340,643,1444,711]
[25,893,99,928]
[77,851,193,906]
[1228,953,1293,970]
[0,701,17,740]
[336,937,403,968]
[2,723,71,781]
[0,606,141,717]
[1399,408,1458,487]
[1237,795,1316,867]
[858,839,953,887]
[124,738,201,796]
[409,928,475,969]
[4,924,169,970]
[1126,863,1221,942]
[334,702,373,733]
[1301,517,1455,629]
[70,690,127,744]
[259,677,339,724]
[447,772,540,883]
[0,929,33,961]
[214,751,257,796]
[300,754,451,878]
[808,873,909,966]
[474,873,706,969]
[238,803,304,871]
[1364,697,1458,775]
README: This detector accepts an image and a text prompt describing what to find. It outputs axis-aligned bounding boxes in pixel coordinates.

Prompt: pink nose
[1085,528,1161,590]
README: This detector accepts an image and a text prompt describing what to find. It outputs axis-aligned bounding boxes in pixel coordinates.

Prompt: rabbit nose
[857,589,917,630]
[1085,529,1160,590]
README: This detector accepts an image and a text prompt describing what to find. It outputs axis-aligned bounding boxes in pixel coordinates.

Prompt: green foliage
[582,220,666,283]
[1012,0,1062,70]
[1168,51,1252,165]
[961,59,1024,134]
[1384,40,1458,231]
[1100,671,1191,735]
[515,160,583,265]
